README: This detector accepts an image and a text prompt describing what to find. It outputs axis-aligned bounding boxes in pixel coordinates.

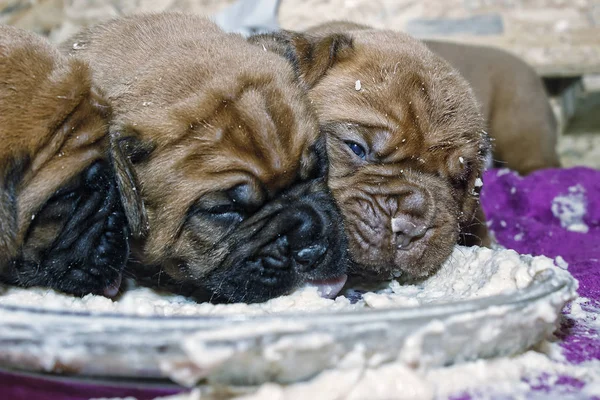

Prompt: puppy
[298,22,559,175]
[423,40,560,175]
[61,13,348,303]
[0,25,134,296]
[250,22,491,282]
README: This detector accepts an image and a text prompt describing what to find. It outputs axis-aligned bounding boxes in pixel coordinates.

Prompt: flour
[0,245,579,399]
[551,184,590,233]
[0,246,566,316]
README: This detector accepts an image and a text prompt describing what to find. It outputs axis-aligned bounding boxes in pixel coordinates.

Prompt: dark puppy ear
[108,131,150,239]
[0,157,28,269]
[249,30,354,88]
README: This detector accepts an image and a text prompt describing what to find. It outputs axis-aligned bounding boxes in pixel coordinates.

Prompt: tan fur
[252,22,491,280]
[306,21,559,175]
[61,13,346,302]
[423,40,560,174]
[0,25,110,273]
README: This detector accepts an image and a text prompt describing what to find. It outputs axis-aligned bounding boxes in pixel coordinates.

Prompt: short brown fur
[61,13,347,302]
[1,25,131,295]
[252,22,491,281]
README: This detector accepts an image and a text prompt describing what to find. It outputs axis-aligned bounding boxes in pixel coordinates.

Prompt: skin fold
[60,13,348,303]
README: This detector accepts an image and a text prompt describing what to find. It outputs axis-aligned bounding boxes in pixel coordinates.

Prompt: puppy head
[0,26,135,296]
[82,14,347,303]
[252,28,490,280]
[115,73,347,303]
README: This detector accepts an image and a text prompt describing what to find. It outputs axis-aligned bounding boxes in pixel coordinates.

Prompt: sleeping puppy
[423,40,560,175]
[0,25,133,297]
[61,13,347,303]
[250,22,491,282]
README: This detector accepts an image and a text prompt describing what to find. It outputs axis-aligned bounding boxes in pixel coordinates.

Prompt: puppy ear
[108,131,150,239]
[249,30,354,88]
[0,157,28,269]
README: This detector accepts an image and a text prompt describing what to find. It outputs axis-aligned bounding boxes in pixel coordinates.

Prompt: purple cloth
[0,369,183,400]
[480,167,600,396]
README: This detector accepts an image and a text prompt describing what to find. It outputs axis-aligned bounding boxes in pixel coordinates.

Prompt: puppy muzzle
[205,180,348,303]
[10,160,129,297]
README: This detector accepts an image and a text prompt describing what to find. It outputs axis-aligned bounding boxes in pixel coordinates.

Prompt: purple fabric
[0,369,184,400]
[480,167,600,397]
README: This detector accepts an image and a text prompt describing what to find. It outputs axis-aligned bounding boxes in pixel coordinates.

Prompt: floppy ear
[108,131,149,239]
[249,30,354,88]
[0,157,28,269]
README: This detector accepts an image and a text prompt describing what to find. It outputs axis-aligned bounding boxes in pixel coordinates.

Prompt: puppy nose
[284,206,328,271]
[391,215,428,249]
[293,244,327,271]
[392,189,429,250]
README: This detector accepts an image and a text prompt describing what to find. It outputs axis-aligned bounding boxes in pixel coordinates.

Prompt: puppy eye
[205,204,245,224]
[345,141,366,159]
[191,192,246,225]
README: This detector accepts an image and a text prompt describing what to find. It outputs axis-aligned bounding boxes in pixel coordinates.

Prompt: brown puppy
[251,23,491,282]
[61,13,347,303]
[423,40,560,175]
[0,25,136,296]
[298,22,559,175]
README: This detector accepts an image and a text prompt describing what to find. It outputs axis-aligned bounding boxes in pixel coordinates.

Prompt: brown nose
[392,189,429,250]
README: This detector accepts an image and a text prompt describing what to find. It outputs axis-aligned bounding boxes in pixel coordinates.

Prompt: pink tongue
[306,274,348,299]
[102,273,122,298]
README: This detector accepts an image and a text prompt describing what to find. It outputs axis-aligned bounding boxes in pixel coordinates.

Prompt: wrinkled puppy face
[69,13,348,303]
[120,79,347,303]
[252,29,490,281]
[0,26,131,296]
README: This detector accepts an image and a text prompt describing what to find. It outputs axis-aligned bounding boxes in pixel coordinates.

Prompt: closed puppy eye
[207,206,245,224]
[345,141,367,159]
[190,192,247,225]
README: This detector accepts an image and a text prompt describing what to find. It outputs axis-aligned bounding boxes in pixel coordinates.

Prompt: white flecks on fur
[474,178,483,188]
[72,42,86,50]
[355,80,362,91]
[459,156,465,164]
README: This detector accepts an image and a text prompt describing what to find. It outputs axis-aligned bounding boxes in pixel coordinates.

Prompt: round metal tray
[0,267,577,387]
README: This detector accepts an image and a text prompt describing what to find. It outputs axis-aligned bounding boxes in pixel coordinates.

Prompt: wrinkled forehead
[135,82,322,196]
[312,37,483,150]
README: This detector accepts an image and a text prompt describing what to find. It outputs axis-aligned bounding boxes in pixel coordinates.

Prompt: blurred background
[2,0,599,168]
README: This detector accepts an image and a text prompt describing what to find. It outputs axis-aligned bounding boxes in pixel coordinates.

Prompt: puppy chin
[8,160,129,297]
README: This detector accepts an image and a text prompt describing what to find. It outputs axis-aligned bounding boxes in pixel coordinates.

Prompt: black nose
[284,206,329,271]
[293,244,327,271]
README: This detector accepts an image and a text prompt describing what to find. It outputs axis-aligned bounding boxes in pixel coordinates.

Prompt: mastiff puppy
[61,13,347,303]
[423,40,560,175]
[251,22,491,282]
[0,25,133,296]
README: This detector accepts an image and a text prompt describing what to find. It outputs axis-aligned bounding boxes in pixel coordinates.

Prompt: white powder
[0,246,580,399]
[551,184,590,233]
[0,246,565,316]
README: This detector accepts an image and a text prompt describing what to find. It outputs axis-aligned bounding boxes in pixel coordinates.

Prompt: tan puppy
[298,22,559,174]
[251,22,491,281]
[423,40,560,175]
[61,13,348,303]
[0,25,137,296]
